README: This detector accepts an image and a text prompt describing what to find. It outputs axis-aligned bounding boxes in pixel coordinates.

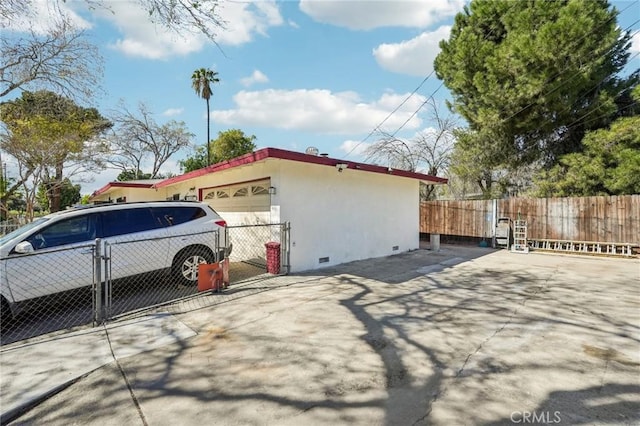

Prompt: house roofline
[154,147,448,188]
[90,181,156,198]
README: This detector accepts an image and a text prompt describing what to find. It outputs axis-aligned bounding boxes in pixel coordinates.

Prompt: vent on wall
[319,257,330,263]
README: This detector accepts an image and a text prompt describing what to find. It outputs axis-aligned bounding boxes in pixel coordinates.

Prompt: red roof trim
[90,181,155,198]
[154,147,448,188]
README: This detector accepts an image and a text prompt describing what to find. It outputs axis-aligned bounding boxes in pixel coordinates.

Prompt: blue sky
[4,0,640,195]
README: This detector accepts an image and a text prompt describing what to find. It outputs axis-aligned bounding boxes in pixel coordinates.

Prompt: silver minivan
[0,201,231,322]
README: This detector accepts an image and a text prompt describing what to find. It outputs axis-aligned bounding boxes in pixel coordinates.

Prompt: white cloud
[75,168,121,195]
[158,158,182,177]
[631,31,640,54]
[3,1,91,34]
[162,108,184,117]
[215,0,284,45]
[96,2,205,59]
[96,0,283,59]
[212,89,425,134]
[299,0,464,30]
[373,26,451,76]
[240,70,270,87]
[339,140,371,156]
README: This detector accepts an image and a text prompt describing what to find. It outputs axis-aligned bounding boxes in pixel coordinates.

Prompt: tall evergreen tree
[434,0,633,196]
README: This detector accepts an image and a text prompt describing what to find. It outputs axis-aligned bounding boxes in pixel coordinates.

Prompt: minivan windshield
[0,217,50,246]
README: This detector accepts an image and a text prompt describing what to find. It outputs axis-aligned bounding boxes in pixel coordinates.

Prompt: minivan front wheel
[172,246,213,286]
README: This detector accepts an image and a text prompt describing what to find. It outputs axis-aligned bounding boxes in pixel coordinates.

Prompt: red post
[265,242,281,274]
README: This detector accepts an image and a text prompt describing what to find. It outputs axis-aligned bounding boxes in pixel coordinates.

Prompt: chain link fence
[227,223,290,281]
[103,229,221,320]
[1,223,290,346]
[1,243,97,345]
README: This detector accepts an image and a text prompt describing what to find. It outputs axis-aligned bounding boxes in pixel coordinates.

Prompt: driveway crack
[417,267,557,424]
[455,270,554,379]
[103,323,149,426]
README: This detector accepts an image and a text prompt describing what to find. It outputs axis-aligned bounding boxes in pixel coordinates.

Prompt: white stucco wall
[92,186,163,203]
[271,159,420,272]
[138,158,422,273]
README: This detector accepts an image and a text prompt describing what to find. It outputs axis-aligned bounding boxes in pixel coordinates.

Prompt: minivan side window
[26,214,97,250]
[101,208,163,237]
[152,207,206,226]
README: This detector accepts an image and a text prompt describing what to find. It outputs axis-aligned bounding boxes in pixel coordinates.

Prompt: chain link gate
[2,223,290,346]
[225,222,290,283]
[99,229,221,322]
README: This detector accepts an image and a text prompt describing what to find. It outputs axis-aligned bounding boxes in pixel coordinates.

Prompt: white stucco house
[90,148,447,272]
[90,179,163,203]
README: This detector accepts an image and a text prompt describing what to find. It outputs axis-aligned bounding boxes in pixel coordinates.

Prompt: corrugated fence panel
[421,195,640,244]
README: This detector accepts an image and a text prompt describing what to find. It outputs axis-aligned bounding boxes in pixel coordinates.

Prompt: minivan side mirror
[14,241,35,254]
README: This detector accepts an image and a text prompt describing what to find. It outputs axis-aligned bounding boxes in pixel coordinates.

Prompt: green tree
[535,86,640,196]
[37,178,81,211]
[191,68,220,166]
[434,0,632,195]
[179,146,208,173]
[180,129,257,173]
[0,163,25,220]
[116,170,153,181]
[0,90,111,212]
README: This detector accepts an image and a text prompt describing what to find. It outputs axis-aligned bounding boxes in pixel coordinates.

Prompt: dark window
[101,208,163,237]
[152,207,206,226]
[27,214,97,249]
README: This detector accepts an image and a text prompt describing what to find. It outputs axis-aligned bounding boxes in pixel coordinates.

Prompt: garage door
[201,179,271,212]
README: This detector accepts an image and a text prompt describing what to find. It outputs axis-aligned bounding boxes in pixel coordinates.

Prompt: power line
[346,0,523,158]
[389,81,445,138]
[501,40,640,162]
[438,14,640,164]
[343,69,436,158]
[346,2,637,162]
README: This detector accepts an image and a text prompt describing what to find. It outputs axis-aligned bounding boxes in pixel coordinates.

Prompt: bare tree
[107,102,193,179]
[365,100,457,200]
[138,0,226,44]
[2,0,226,43]
[1,0,226,101]
[1,10,103,100]
[0,0,28,26]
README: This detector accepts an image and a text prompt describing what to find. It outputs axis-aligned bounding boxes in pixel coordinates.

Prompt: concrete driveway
[2,246,639,425]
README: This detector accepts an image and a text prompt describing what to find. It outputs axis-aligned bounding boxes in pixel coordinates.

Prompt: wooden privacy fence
[420,195,640,244]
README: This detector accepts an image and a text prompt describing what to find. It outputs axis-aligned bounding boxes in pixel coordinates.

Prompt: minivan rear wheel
[172,246,213,286]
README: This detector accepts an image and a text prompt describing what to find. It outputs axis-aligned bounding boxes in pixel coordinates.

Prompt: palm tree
[191,68,220,166]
